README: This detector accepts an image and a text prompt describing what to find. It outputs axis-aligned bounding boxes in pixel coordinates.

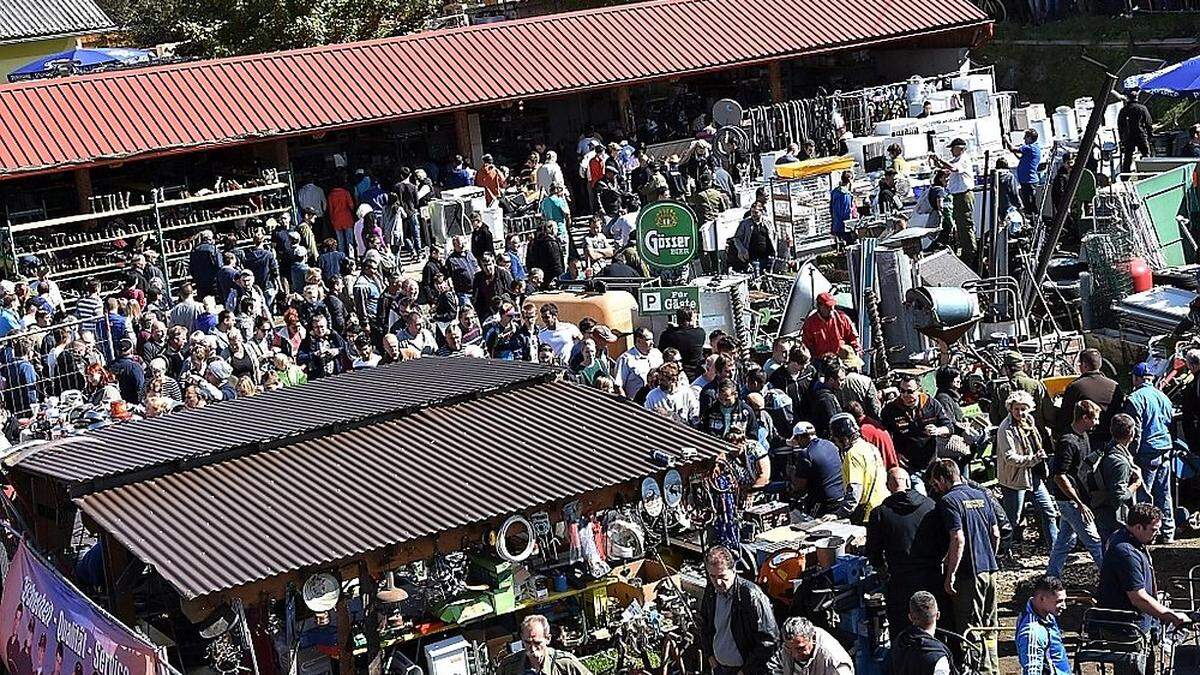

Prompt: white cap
[207,359,233,380]
[792,421,816,437]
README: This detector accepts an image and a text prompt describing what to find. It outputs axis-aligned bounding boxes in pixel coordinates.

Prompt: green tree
[99,0,441,58]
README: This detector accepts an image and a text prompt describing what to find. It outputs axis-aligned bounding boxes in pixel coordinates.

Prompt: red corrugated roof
[0,0,990,179]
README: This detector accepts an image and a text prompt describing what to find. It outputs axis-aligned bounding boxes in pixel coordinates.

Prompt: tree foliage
[99,0,441,58]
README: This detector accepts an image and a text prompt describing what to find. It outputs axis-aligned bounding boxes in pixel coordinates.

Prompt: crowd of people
[0,113,1191,675]
[0,222,1186,674]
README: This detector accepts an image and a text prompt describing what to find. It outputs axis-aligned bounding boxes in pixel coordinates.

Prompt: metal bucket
[906,286,981,339]
[814,536,846,568]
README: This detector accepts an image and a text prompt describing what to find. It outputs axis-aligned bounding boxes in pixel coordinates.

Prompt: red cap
[817,292,836,307]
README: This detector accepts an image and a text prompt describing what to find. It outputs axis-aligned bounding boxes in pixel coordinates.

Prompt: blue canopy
[1125,55,1200,98]
[8,47,153,82]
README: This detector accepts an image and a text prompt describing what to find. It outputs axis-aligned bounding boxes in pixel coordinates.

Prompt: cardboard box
[489,585,515,614]
[608,560,680,608]
[469,554,515,589]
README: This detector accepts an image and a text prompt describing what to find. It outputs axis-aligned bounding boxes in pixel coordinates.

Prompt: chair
[1074,607,1152,675]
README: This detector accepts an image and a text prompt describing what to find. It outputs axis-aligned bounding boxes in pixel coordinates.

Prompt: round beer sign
[636,201,699,269]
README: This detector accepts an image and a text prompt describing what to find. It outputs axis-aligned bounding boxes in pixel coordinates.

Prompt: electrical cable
[496,514,536,563]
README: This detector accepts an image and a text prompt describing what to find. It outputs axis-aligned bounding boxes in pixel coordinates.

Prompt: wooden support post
[616,86,634,135]
[454,110,474,164]
[265,139,290,170]
[359,561,382,675]
[767,61,785,103]
[101,533,137,624]
[74,168,94,217]
[336,588,354,673]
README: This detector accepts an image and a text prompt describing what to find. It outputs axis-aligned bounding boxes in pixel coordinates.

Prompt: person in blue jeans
[1124,362,1176,542]
[1047,400,1104,577]
[829,171,855,243]
[1005,129,1042,217]
[996,390,1059,551]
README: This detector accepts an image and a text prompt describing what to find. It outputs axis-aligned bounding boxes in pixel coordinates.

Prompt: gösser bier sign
[636,201,699,269]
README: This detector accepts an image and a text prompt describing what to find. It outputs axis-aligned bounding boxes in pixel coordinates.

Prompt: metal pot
[814,536,846,568]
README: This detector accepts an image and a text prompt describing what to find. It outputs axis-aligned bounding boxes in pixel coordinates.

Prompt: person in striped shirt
[73,279,104,327]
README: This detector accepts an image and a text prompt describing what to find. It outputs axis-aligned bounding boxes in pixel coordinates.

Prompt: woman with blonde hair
[145,396,171,418]
[236,376,259,398]
[995,389,1058,550]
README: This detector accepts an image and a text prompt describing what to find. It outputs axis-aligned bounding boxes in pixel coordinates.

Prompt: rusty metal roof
[74,379,727,599]
[13,358,556,494]
[0,0,114,44]
[0,0,990,178]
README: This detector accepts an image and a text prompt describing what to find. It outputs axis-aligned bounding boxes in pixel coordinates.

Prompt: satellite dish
[663,470,683,508]
[712,99,744,127]
[302,573,341,613]
[641,477,664,518]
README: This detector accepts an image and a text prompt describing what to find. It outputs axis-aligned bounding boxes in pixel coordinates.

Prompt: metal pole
[1025,64,1118,306]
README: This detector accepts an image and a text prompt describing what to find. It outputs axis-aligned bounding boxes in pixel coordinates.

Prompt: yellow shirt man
[843,437,887,522]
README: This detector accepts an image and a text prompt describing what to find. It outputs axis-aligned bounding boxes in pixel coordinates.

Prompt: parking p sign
[638,286,700,316]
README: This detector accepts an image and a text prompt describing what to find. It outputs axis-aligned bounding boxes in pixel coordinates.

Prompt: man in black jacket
[469,211,495,262]
[107,338,145,404]
[419,246,447,305]
[297,315,348,379]
[880,375,953,478]
[866,467,948,641]
[699,379,758,440]
[658,307,706,379]
[1181,349,1200,454]
[396,168,421,253]
[1058,348,1123,447]
[526,220,565,287]
[188,229,221,299]
[892,591,955,675]
[767,346,815,424]
[699,546,780,674]
[1118,88,1153,174]
[809,356,844,439]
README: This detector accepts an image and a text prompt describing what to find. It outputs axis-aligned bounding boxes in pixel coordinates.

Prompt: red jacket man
[474,154,507,205]
[801,292,860,358]
[328,187,355,232]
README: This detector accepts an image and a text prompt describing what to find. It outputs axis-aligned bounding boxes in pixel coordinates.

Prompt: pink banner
[0,539,161,675]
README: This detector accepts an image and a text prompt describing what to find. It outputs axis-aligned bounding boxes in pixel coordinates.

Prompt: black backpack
[1083,443,1128,506]
[1076,447,1106,506]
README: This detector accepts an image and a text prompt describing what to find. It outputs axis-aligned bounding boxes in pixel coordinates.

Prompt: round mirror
[641,477,663,518]
[663,469,683,508]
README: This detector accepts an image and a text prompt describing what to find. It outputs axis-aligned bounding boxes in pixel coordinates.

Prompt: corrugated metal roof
[0,0,113,43]
[14,358,556,492]
[0,0,990,178]
[75,379,728,599]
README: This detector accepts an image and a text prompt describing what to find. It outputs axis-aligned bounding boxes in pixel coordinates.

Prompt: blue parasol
[8,47,153,82]
[1124,54,1200,98]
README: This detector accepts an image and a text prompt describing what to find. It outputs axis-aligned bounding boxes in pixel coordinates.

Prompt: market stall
[2,167,294,305]
[4,358,734,674]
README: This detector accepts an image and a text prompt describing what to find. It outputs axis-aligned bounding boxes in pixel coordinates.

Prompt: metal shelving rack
[2,171,294,298]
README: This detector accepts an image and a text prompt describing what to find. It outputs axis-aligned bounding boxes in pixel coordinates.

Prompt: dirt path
[992,534,1200,673]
